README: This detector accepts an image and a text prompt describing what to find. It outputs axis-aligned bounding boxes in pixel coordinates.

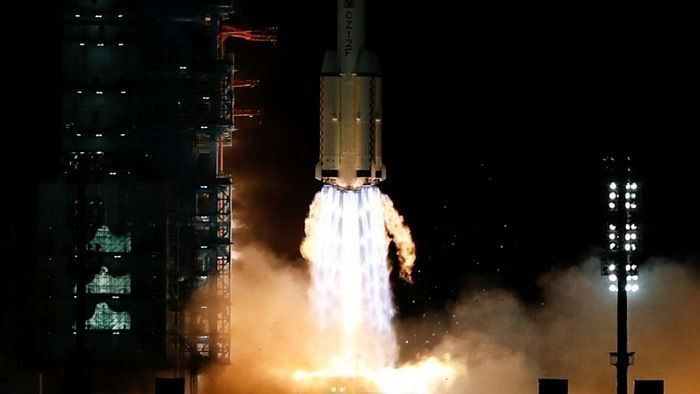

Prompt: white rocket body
[315,0,385,189]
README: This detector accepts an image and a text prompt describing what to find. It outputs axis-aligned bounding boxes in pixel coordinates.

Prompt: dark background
[2,1,697,327]
[226,0,699,315]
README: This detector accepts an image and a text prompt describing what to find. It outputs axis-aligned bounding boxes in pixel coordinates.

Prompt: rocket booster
[315,0,385,189]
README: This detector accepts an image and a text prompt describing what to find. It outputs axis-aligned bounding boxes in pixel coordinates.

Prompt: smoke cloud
[412,257,700,393]
[199,244,316,393]
[209,148,699,393]
[199,249,698,393]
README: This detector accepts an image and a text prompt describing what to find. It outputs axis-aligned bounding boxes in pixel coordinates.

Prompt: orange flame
[382,194,416,283]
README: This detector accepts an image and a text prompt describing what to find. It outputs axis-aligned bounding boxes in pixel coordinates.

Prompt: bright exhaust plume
[298,185,454,391]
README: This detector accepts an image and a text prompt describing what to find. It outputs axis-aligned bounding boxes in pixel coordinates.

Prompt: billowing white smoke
[302,185,397,371]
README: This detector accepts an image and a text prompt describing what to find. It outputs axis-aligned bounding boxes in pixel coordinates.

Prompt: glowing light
[95,14,102,18]
[625,233,631,241]
[609,182,617,190]
[75,14,80,18]
[301,186,401,370]
[626,264,631,271]
[609,192,617,200]
[631,182,638,190]
[293,356,459,394]
[631,233,637,240]
[295,186,460,391]
[295,185,453,392]
[609,242,616,250]
[609,224,616,230]
[382,195,417,283]
[609,274,617,282]
[79,42,85,46]
[631,284,639,292]
[609,202,616,209]
[625,192,631,199]
[118,42,124,46]
[609,284,618,292]
[78,266,130,294]
[624,243,631,251]
[85,302,130,330]
[89,225,131,252]
[608,264,616,272]
[625,202,631,209]
[632,275,639,281]
[374,357,459,393]
[631,224,637,230]
[625,284,632,292]
[609,233,616,240]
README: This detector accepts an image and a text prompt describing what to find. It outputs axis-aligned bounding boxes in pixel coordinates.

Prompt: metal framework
[218,24,277,58]
[75,267,131,294]
[88,225,132,253]
[184,47,236,363]
[64,152,105,393]
[85,303,131,330]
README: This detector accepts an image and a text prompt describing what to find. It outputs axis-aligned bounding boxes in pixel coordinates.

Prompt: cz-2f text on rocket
[315,0,386,189]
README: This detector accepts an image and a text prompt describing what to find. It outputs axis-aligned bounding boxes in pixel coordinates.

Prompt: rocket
[315,0,385,189]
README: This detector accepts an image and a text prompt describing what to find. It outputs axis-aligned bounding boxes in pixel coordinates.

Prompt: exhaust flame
[382,194,416,284]
[298,185,456,392]
[292,355,458,393]
[301,185,397,370]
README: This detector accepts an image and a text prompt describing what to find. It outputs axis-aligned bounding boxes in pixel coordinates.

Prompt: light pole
[602,155,640,394]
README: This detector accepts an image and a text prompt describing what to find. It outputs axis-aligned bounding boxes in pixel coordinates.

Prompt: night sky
[226,0,698,318]
[0,3,697,393]
[4,1,697,321]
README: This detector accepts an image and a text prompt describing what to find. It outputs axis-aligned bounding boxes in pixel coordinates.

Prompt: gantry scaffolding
[150,6,277,377]
[39,2,277,391]
[185,58,235,362]
[149,11,237,369]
